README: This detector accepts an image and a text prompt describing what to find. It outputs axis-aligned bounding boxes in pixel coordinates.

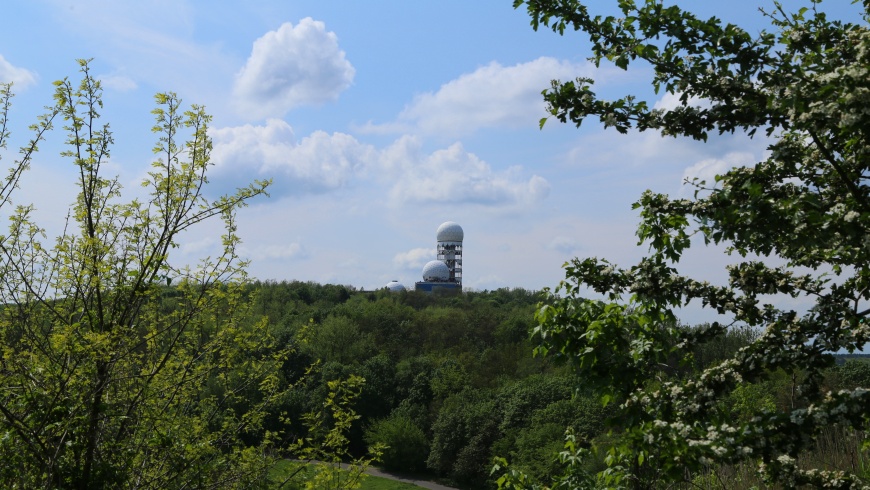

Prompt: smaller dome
[437,221,464,242]
[385,280,406,292]
[422,260,450,282]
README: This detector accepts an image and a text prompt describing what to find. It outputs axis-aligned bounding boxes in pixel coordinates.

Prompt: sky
[0,1,865,323]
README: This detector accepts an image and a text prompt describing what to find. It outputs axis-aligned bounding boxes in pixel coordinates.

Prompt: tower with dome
[413,221,463,293]
[435,221,463,286]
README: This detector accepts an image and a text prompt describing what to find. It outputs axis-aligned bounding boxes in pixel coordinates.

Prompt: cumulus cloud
[233,18,355,119]
[0,54,37,88]
[210,122,548,208]
[384,138,550,206]
[209,119,375,196]
[393,248,436,270]
[681,152,757,193]
[360,57,594,137]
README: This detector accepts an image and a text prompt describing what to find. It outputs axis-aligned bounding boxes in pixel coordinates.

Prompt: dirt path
[300,460,460,490]
[363,465,459,490]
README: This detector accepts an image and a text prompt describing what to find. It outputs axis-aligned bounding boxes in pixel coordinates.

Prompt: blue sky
[0,1,864,322]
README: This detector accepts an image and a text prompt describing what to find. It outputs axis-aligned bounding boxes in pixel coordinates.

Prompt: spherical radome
[385,280,406,292]
[422,260,449,282]
[436,221,463,242]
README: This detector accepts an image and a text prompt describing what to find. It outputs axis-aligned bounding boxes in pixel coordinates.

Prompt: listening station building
[384,221,464,293]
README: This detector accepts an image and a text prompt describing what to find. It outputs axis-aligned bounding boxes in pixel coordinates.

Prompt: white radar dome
[385,280,406,292]
[422,260,450,282]
[436,221,463,242]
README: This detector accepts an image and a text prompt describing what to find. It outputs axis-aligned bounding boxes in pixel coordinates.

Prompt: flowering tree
[497,0,870,488]
[0,61,284,488]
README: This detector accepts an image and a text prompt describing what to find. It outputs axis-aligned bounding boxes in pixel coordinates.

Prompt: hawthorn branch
[808,129,870,214]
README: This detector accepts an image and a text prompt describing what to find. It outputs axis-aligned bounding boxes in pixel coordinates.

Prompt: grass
[269,460,424,489]
[359,477,424,489]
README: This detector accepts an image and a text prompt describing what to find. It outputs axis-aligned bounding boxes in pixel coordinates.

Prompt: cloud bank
[209,119,373,194]
[361,57,594,137]
[384,139,550,206]
[209,123,549,207]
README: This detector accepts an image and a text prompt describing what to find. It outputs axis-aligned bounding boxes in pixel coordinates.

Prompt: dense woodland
[249,281,567,487]
[236,280,870,488]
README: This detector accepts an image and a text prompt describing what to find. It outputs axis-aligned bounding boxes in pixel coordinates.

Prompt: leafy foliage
[502,0,870,488]
[364,413,429,473]
[289,374,383,490]
[250,283,573,485]
[836,359,870,391]
[0,61,281,488]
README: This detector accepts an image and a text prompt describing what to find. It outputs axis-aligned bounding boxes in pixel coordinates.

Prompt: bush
[365,413,429,473]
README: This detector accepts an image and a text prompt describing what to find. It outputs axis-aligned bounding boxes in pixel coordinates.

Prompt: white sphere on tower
[422,260,450,282]
[385,280,406,292]
[436,221,464,243]
[436,221,463,286]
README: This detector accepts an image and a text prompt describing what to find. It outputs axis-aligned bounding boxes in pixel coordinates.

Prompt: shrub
[365,413,429,473]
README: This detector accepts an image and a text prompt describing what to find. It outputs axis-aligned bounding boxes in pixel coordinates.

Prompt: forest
[246,280,870,489]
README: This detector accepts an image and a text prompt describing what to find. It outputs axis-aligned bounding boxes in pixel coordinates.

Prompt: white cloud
[558,121,770,206]
[98,74,138,92]
[680,152,757,194]
[384,138,550,206]
[653,91,710,111]
[210,123,548,208]
[274,131,374,188]
[0,55,37,88]
[209,119,374,196]
[233,18,355,119]
[360,57,595,137]
[393,248,436,270]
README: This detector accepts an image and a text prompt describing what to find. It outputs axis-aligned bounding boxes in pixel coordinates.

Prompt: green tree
[364,412,429,473]
[288,374,383,490]
[0,61,283,488]
[298,316,375,366]
[500,0,870,488]
[837,359,870,390]
[427,388,500,485]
